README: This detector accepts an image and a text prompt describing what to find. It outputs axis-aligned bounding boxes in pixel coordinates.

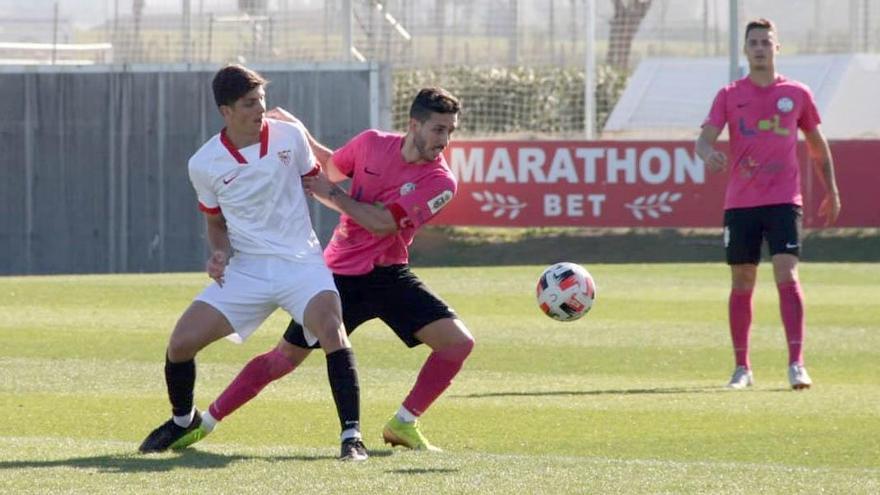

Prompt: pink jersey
[323,130,457,275]
[703,75,821,209]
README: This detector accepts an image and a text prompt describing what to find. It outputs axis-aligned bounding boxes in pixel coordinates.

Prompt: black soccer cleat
[138,410,203,453]
[339,437,369,462]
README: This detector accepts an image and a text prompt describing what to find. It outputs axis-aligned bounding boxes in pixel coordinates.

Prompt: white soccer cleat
[788,363,812,390]
[726,366,754,389]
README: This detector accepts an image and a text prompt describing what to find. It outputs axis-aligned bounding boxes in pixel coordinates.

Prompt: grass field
[1,263,878,494]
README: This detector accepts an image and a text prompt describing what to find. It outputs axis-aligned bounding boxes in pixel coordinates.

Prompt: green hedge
[393,65,627,136]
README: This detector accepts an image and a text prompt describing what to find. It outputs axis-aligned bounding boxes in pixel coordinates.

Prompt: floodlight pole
[182,0,191,63]
[343,0,353,61]
[584,0,596,140]
[51,1,59,65]
[728,0,739,82]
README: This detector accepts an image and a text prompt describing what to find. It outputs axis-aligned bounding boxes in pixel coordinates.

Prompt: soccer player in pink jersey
[695,19,841,390]
[138,65,366,461]
[188,88,473,452]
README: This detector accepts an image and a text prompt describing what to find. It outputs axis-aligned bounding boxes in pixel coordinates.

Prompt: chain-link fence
[2,0,878,137]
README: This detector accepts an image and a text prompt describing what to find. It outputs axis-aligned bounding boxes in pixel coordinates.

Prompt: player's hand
[818,191,841,226]
[302,172,335,200]
[704,150,727,172]
[206,250,229,287]
[266,107,301,125]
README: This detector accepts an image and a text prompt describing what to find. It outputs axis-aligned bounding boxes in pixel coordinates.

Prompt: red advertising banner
[434,140,879,228]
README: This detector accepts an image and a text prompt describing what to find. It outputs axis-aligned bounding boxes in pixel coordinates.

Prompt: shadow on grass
[410,226,880,265]
[0,448,337,473]
[385,468,460,475]
[456,386,724,398]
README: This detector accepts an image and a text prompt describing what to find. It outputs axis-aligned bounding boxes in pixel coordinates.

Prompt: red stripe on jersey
[302,163,321,177]
[388,203,411,229]
[259,120,269,158]
[199,202,221,215]
[220,128,248,164]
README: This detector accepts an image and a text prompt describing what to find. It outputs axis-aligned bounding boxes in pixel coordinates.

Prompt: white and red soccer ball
[536,262,596,322]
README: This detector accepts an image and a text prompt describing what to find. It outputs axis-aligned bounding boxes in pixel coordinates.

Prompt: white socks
[341,428,362,442]
[395,405,417,423]
[172,408,195,428]
[200,410,217,433]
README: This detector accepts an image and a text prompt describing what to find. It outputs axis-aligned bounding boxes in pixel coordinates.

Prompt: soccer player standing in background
[138,64,366,461]
[186,87,474,452]
[696,19,841,390]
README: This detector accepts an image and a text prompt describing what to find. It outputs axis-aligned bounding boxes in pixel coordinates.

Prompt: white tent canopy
[603,54,880,139]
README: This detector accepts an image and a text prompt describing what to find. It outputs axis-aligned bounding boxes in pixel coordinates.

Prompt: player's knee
[460,335,475,357]
[273,341,311,367]
[439,335,475,362]
[314,310,344,337]
[731,266,757,289]
[166,337,196,362]
[307,310,347,348]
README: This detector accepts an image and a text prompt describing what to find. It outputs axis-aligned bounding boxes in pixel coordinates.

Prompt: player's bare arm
[204,212,232,286]
[303,172,397,235]
[696,124,727,172]
[266,106,334,167]
[804,126,841,225]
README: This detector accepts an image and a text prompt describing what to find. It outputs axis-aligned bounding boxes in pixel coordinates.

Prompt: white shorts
[194,254,337,344]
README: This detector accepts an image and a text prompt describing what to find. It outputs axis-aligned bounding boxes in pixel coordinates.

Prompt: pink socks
[777,280,805,365]
[729,288,754,369]
[402,339,474,417]
[209,348,296,421]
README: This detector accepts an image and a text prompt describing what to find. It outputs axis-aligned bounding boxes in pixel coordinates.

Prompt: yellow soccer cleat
[382,416,442,452]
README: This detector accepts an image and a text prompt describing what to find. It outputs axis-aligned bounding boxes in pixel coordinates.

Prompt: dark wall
[0,64,387,274]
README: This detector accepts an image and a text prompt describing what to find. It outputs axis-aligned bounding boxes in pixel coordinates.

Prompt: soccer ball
[536,262,596,322]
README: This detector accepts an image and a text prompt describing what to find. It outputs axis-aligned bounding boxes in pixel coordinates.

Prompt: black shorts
[723,204,803,265]
[283,264,457,349]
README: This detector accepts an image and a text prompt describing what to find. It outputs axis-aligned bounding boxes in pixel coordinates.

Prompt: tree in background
[607,0,653,71]
[238,0,268,15]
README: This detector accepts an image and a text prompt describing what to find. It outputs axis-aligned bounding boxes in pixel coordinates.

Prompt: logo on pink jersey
[777,97,794,113]
[400,182,416,196]
[428,190,453,214]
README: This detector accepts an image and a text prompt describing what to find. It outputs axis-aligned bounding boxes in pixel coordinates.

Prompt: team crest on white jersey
[777,97,794,113]
[277,149,292,166]
[400,182,416,196]
[428,190,453,214]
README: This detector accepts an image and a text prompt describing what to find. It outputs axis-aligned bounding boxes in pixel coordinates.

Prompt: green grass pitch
[1,263,877,494]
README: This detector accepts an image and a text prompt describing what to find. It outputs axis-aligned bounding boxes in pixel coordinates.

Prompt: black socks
[165,354,196,417]
[326,347,361,435]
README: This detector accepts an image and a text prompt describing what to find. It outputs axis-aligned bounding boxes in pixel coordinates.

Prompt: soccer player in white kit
[138,65,366,461]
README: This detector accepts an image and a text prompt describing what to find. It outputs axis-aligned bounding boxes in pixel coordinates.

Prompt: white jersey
[188,118,323,263]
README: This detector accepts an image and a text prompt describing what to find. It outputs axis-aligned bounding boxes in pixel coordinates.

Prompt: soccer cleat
[169,422,210,450]
[339,437,369,462]
[138,410,204,453]
[382,416,442,452]
[726,366,754,389]
[788,363,813,390]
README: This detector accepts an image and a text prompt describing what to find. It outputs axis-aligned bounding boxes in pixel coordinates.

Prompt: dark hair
[409,87,460,123]
[744,18,776,40]
[212,64,268,108]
